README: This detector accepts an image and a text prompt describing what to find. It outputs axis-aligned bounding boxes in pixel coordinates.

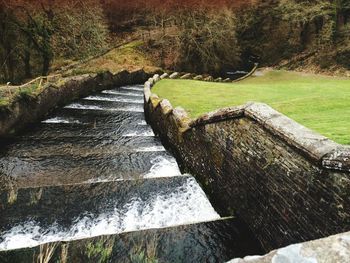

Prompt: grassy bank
[66,41,158,75]
[0,41,157,110]
[152,70,350,144]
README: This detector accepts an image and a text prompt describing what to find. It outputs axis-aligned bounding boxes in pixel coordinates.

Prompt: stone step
[0,151,182,188]
[101,89,144,98]
[16,121,153,140]
[63,100,144,113]
[0,176,221,252]
[2,135,163,158]
[0,217,264,263]
[82,94,144,104]
[57,106,145,118]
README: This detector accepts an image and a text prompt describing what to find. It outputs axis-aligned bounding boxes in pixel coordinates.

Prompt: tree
[0,0,109,83]
[174,8,241,75]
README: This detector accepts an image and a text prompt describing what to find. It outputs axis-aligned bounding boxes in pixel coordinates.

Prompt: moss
[85,238,114,263]
[129,250,159,263]
[15,83,39,101]
[7,189,17,204]
[150,96,161,109]
[70,68,94,76]
[211,146,224,168]
[30,188,43,205]
[0,98,10,108]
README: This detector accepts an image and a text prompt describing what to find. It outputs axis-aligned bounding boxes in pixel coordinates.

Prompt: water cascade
[0,84,262,262]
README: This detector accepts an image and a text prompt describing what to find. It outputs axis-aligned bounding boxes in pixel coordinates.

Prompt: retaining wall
[144,74,350,252]
[0,69,154,138]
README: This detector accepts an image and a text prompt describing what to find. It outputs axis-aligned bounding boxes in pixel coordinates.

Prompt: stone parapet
[0,69,154,138]
[145,74,350,253]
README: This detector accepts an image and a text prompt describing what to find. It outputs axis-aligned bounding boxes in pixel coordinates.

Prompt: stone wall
[230,231,350,263]
[144,74,350,252]
[0,69,153,138]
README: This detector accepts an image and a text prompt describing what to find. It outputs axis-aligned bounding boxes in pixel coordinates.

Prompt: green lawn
[152,70,350,145]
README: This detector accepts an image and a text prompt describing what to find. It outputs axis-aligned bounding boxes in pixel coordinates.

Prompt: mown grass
[152,70,350,144]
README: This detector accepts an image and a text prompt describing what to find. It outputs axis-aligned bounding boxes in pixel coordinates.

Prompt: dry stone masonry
[144,74,350,261]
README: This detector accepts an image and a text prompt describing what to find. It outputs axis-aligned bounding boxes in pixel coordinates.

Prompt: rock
[214,77,223,82]
[204,76,214,82]
[169,72,180,79]
[152,74,160,83]
[180,73,192,80]
[223,78,231,82]
[228,231,350,263]
[193,75,204,81]
[160,73,169,79]
[148,78,154,85]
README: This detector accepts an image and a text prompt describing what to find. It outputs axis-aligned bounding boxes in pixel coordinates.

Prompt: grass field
[152,70,350,144]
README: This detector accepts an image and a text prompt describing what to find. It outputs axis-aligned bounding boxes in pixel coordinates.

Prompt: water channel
[0,84,262,262]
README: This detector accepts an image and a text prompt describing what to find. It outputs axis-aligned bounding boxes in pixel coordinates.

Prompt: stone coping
[145,74,350,172]
[229,231,350,263]
[0,69,156,138]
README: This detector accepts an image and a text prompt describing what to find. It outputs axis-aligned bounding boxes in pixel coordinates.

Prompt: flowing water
[0,84,263,261]
[0,85,220,250]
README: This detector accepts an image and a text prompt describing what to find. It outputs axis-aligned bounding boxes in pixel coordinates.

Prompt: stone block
[169,72,180,79]
[180,73,193,79]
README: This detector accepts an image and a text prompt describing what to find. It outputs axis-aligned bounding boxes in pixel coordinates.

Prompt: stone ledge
[323,146,350,171]
[229,231,350,263]
[189,106,246,127]
[245,103,340,164]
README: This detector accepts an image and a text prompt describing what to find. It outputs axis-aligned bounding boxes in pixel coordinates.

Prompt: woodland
[1,0,349,83]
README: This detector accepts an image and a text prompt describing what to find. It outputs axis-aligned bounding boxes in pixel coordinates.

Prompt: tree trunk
[5,47,15,83]
[42,54,50,76]
[24,39,32,79]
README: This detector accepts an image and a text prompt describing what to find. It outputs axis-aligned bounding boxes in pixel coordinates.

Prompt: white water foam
[64,103,143,113]
[83,96,143,104]
[42,117,81,124]
[85,155,181,183]
[134,146,166,153]
[0,177,219,251]
[64,104,104,110]
[120,87,143,92]
[102,90,143,97]
[123,129,155,137]
[137,121,148,126]
[143,156,182,178]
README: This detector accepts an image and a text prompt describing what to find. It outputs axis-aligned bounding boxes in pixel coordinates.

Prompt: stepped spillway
[0,84,263,262]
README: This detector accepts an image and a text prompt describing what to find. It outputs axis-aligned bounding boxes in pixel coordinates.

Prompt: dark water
[0,218,263,263]
[0,84,263,261]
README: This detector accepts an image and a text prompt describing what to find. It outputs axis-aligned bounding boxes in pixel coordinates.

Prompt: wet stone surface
[0,177,220,251]
[0,218,264,263]
[0,84,263,260]
[0,85,175,187]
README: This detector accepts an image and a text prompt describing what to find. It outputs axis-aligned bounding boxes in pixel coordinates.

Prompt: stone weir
[0,79,263,262]
[144,74,350,261]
